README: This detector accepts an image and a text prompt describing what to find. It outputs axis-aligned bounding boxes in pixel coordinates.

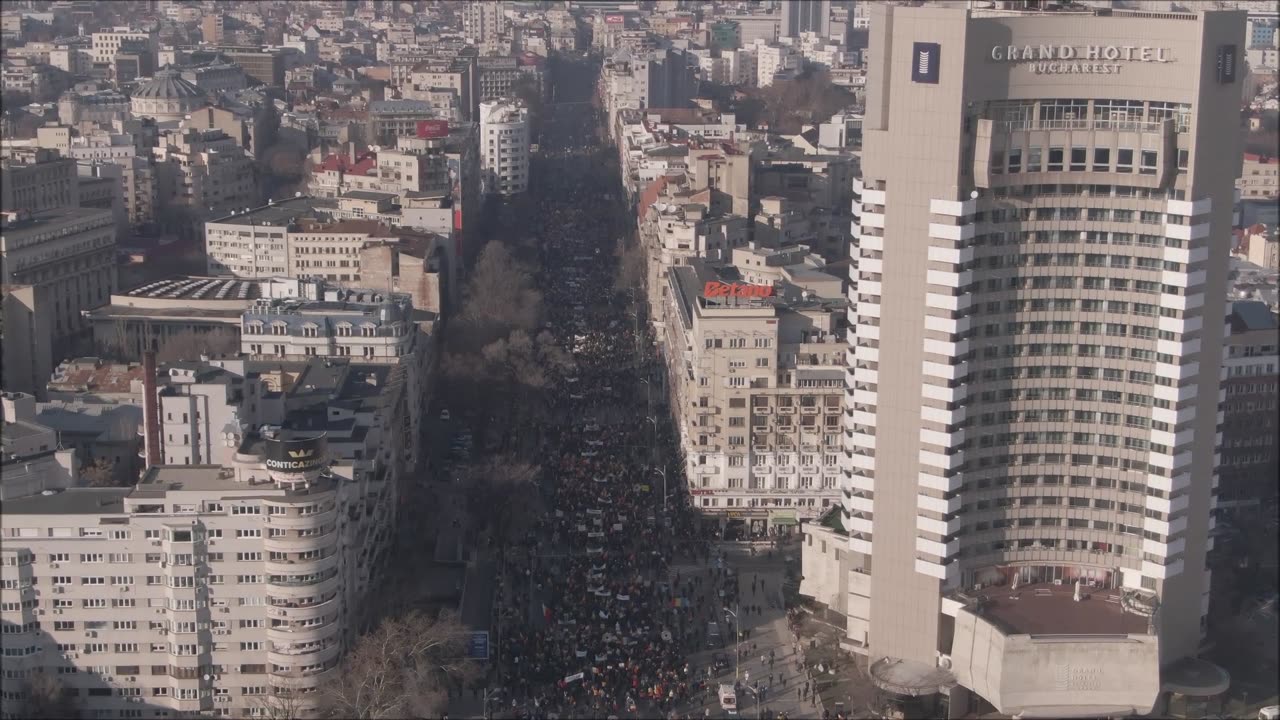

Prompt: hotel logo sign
[912,42,941,84]
[991,44,1173,75]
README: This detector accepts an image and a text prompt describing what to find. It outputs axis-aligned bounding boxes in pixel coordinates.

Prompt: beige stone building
[662,251,845,535]
[801,5,1244,719]
[0,206,118,363]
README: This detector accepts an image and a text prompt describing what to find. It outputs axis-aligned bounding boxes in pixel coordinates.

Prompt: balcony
[264,552,340,577]
[777,406,796,415]
[848,493,874,514]
[917,493,961,515]
[269,640,342,668]
[917,514,962,536]
[916,536,960,559]
[266,596,339,623]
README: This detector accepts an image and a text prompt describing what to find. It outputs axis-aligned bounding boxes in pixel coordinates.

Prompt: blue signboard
[467,631,490,660]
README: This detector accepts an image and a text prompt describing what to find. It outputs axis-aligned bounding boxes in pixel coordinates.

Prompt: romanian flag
[543,603,553,622]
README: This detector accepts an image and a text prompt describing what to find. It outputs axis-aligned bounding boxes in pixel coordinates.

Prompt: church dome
[132,67,204,101]
[130,66,207,122]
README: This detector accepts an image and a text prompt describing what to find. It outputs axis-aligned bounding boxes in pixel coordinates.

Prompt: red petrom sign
[703,281,774,298]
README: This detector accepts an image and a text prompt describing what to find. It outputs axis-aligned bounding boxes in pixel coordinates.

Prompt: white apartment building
[205,197,417,282]
[479,100,530,196]
[240,289,418,364]
[753,41,801,87]
[156,361,264,468]
[90,28,156,65]
[802,5,1244,719]
[0,428,396,719]
[662,256,846,535]
[464,1,508,45]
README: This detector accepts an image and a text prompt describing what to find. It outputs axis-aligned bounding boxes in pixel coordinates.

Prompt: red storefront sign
[703,281,774,298]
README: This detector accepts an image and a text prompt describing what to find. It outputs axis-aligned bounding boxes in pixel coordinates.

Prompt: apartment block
[479,100,529,196]
[662,251,846,535]
[1217,301,1279,510]
[153,129,257,236]
[0,356,408,718]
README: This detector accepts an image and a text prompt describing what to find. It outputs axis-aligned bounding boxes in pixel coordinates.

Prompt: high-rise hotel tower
[802,4,1245,718]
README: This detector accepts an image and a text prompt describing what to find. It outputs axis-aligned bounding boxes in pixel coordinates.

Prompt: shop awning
[770,510,799,526]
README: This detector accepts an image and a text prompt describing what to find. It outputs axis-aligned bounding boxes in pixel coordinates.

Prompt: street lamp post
[645,415,659,465]
[639,377,652,418]
[653,465,668,512]
[723,604,740,683]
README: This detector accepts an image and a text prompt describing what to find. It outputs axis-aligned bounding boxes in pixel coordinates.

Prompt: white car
[1259,706,1280,720]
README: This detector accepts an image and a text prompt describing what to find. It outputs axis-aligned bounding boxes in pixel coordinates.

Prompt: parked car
[713,652,730,672]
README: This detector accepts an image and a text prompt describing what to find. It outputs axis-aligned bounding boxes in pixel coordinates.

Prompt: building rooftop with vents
[84,277,313,361]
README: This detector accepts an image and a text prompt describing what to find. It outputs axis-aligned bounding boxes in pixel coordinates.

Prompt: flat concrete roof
[971,582,1150,636]
[4,488,130,514]
[138,465,243,492]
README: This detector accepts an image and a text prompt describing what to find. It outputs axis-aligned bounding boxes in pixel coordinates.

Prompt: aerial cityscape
[0,1,1277,719]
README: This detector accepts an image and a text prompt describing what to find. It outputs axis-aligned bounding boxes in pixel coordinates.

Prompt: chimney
[347,141,358,164]
[142,347,163,469]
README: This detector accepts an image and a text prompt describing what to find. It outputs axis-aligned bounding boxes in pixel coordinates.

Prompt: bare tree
[79,457,129,488]
[320,609,478,719]
[456,243,543,346]
[21,672,79,720]
[155,329,240,363]
[614,237,647,297]
[462,453,540,540]
[252,678,309,720]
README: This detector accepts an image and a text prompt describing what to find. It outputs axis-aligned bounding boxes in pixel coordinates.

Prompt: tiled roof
[315,152,377,175]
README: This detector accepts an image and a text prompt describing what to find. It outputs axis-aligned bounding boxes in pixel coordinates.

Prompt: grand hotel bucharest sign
[990,44,1173,74]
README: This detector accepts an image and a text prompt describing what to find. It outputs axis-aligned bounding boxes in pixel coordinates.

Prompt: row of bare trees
[439,243,573,451]
[94,319,240,363]
[319,610,479,719]
[16,610,476,720]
